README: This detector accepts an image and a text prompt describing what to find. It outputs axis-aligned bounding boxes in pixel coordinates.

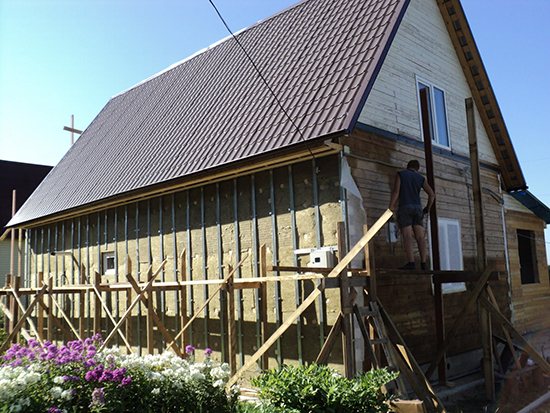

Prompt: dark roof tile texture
[10,0,407,226]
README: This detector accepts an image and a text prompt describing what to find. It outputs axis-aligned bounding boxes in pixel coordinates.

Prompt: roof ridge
[112,0,312,99]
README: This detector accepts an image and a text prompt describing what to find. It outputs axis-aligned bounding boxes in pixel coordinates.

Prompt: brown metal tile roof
[10,0,409,226]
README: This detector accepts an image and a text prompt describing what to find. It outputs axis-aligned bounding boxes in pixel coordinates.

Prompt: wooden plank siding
[505,209,550,334]
[344,128,510,363]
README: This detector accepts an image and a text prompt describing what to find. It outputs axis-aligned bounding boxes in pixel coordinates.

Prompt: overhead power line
[207,0,317,161]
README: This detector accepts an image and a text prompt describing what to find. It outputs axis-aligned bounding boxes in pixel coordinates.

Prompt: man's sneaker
[399,262,416,270]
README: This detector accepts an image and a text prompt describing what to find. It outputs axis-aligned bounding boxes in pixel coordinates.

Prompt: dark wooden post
[146,267,154,354]
[12,276,20,343]
[466,97,494,399]
[47,275,54,341]
[419,88,446,384]
[337,222,354,378]
[93,272,101,334]
[37,272,44,340]
[79,265,86,339]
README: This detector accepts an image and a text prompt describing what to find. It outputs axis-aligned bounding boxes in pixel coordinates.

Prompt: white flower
[151,388,160,395]
[53,376,64,384]
[61,389,73,400]
[50,386,63,399]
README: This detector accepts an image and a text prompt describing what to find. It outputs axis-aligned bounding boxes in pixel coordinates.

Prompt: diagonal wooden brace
[126,273,183,357]
[0,277,52,353]
[166,253,249,352]
[100,259,167,350]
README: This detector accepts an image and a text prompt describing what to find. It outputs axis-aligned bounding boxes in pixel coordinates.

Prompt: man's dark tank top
[398,169,425,207]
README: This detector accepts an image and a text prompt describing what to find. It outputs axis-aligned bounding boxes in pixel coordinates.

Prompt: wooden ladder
[353,296,447,413]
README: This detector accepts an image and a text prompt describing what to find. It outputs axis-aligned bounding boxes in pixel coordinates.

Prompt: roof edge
[510,190,550,225]
[345,0,412,134]
[436,0,526,191]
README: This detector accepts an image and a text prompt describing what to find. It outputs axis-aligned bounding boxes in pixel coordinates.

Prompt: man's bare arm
[422,180,435,214]
[389,174,400,212]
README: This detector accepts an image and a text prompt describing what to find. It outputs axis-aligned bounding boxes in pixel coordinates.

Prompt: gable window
[417,80,450,148]
[517,229,539,284]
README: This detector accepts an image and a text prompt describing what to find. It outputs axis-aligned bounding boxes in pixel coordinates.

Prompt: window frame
[516,229,539,285]
[427,217,466,294]
[415,76,452,150]
[102,251,116,276]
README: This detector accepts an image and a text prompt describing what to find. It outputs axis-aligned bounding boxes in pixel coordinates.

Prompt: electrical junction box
[308,249,335,268]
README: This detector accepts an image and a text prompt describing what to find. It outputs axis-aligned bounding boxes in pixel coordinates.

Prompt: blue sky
[1,0,549,257]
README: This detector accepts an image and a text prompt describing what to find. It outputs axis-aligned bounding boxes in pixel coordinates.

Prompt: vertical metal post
[135,202,142,355]
[216,183,227,359]
[159,197,166,341]
[171,194,179,334]
[251,174,262,357]
[9,190,16,277]
[420,88,445,384]
[233,179,244,366]
[200,188,209,347]
[288,164,303,363]
[312,159,326,346]
[186,191,194,345]
[86,216,91,334]
[114,208,119,345]
[270,170,283,365]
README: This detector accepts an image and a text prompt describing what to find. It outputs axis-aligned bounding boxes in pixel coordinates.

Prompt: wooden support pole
[126,272,182,357]
[479,293,495,400]
[226,265,237,375]
[0,300,32,341]
[47,275,54,341]
[180,249,188,348]
[226,209,393,389]
[479,295,550,375]
[166,255,248,352]
[420,87,445,384]
[48,293,81,340]
[316,314,343,364]
[425,267,493,379]
[37,272,44,340]
[100,260,166,350]
[79,265,86,339]
[10,281,43,343]
[125,258,132,350]
[6,274,14,335]
[12,276,20,343]
[9,190,16,280]
[146,266,155,354]
[337,222,354,378]
[259,244,269,369]
[93,272,101,334]
[0,280,51,353]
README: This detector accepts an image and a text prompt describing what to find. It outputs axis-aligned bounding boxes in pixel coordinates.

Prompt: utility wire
[207,0,317,161]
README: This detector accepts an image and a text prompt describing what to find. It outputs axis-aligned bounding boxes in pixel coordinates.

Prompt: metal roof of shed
[9,0,408,226]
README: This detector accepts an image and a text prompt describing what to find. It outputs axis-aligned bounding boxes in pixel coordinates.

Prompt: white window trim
[102,251,116,276]
[427,217,466,294]
[415,75,452,150]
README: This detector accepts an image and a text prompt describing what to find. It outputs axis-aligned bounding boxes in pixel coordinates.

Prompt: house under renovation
[4,0,550,406]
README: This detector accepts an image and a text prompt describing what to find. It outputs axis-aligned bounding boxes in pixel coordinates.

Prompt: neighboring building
[7,0,550,377]
[0,160,52,286]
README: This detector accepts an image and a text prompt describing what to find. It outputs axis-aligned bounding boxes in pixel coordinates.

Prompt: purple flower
[48,407,62,413]
[121,376,132,386]
[185,345,195,355]
[204,347,213,357]
[91,387,105,407]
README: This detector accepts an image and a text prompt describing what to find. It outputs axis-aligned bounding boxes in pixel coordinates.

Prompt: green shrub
[252,364,398,413]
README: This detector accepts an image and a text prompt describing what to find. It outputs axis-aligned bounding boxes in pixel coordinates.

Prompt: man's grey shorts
[397,205,424,228]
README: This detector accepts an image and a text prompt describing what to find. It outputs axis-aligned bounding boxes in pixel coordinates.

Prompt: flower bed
[0,336,236,412]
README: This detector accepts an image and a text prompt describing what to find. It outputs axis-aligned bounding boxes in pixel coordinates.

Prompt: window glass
[434,87,449,147]
[517,229,539,284]
[436,218,465,293]
[417,81,450,148]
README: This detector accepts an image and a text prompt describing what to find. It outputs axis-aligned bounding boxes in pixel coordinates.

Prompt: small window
[102,251,116,276]
[417,80,450,148]
[517,229,539,284]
